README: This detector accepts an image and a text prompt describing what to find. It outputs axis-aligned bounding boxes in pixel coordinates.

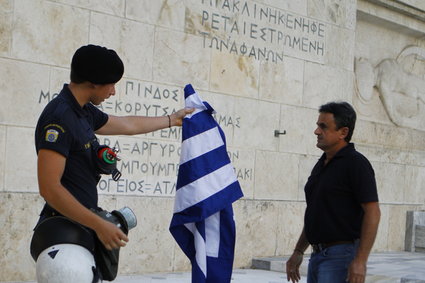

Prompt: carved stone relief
[355,46,425,128]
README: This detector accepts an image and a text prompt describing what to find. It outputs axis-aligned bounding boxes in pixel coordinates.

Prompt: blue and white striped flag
[170,84,243,283]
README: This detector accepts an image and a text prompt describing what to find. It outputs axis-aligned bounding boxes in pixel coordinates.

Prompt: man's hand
[286,251,303,283]
[347,258,366,283]
[94,218,129,250]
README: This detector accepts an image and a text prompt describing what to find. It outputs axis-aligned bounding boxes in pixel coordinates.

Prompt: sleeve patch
[45,129,59,142]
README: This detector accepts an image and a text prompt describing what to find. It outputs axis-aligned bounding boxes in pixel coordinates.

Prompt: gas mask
[92,206,137,234]
[91,207,137,281]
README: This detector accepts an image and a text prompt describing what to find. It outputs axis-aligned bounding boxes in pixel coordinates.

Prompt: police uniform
[32,45,125,283]
[35,84,108,211]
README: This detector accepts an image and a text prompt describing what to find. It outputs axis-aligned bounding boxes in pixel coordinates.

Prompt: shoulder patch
[45,129,59,143]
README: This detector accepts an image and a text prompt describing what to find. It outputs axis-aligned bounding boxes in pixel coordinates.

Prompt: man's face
[314,112,347,151]
[91,83,116,105]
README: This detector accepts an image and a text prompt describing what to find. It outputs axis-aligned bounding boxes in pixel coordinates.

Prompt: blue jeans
[307,242,358,283]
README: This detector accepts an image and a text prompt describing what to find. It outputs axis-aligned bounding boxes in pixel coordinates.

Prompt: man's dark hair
[319,101,356,142]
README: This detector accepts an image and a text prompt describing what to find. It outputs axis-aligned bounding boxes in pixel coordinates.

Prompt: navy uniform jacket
[35,84,108,210]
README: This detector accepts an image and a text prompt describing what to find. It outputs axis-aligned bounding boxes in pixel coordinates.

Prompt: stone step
[252,256,308,274]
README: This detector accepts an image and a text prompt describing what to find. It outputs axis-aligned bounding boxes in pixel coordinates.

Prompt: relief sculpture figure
[355,46,425,128]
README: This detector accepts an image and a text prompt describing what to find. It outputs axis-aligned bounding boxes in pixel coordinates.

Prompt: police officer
[33,44,194,282]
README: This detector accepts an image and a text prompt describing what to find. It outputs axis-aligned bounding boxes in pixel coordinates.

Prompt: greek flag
[169,84,243,283]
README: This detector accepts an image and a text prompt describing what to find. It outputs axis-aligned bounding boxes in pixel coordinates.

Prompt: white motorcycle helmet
[36,244,96,283]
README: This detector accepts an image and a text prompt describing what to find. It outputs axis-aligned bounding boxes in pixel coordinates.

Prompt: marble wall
[0,0,424,281]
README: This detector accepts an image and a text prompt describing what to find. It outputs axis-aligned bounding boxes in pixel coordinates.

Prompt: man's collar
[319,143,355,163]
[335,143,355,157]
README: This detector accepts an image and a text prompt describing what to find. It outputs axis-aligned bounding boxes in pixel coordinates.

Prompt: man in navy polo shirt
[33,45,193,281]
[286,102,380,283]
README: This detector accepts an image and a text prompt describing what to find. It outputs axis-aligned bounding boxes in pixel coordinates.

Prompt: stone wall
[0,0,424,281]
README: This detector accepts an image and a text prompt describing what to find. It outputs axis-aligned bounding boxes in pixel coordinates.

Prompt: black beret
[71,44,124,84]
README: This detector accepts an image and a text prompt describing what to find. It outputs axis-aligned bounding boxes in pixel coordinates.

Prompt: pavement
[114,269,288,283]
[5,252,425,283]
[113,251,425,283]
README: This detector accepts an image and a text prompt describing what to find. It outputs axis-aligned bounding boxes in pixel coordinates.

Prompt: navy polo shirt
[304,143,378,244]
[35,84,108,209]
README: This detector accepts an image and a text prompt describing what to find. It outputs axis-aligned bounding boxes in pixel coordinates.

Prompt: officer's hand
[95,219,129,250]
[286,251,303,283]
[171,108,195,127]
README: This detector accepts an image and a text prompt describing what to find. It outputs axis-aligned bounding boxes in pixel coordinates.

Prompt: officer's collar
[61,84,88,117]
